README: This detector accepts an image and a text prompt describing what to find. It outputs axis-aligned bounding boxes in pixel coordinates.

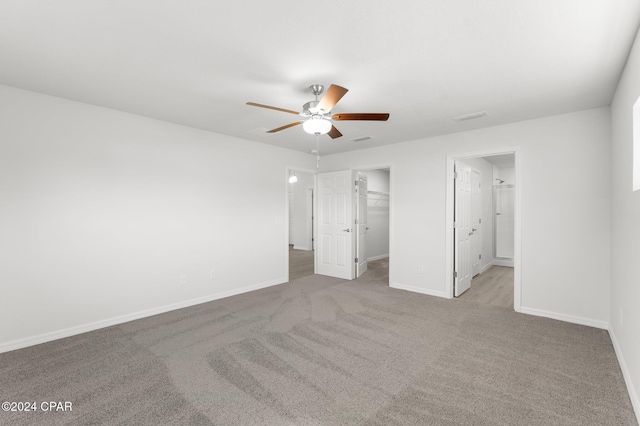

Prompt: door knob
[342,229,351,232]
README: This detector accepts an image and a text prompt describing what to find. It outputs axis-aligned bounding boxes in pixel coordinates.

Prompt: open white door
[454,161,472,296]
[356,173,368,277]
[316,170,355,280]
[470,169,481,277]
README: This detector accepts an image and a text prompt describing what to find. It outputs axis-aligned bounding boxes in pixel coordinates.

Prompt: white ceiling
[1,1,639,156]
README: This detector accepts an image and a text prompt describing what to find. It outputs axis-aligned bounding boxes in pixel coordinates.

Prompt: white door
[316,170,355,280]
[470,169,481,277]
[454,161,472,296]
[356,173,368,277]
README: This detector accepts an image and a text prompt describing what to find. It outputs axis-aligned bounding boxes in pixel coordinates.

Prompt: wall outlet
[180,274,188,285]
[210,269,217,280]
[418,265,424,274]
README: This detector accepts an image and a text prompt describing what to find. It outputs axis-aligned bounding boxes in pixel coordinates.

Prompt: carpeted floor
[0,260,636,425]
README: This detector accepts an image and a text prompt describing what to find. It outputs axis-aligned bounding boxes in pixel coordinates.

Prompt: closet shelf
[367,190,390,205]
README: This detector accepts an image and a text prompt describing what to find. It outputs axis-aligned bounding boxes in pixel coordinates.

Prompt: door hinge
[453,221,457,228]
[479,254,482,259]
[355,180,359,186]
[355,218,358,224]
[454,172,459,179]
[453,271,458,279]
[355,257,359,263]
[479,218,481,224]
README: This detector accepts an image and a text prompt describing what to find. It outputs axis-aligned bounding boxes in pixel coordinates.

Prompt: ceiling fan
[246,84,389,139]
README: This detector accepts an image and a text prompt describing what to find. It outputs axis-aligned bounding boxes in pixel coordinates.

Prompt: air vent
[452,111,487,122]
[351,135,372,142]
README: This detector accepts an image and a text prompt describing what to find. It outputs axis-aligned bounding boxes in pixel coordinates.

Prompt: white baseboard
[367,254,389,262]
[493,258,514,267]
[390,282,449,299]
[519,306,609,330]
[0,277,287,354]
[608,326,640,421]
[292,245,311,251]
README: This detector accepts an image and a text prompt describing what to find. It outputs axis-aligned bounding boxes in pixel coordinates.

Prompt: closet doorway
[446,150,520,311]
[354,167,390,284]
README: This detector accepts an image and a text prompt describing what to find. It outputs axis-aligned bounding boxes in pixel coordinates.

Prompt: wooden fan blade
[327,125,342,139]
[267,121,301,133]
[332,113,390,121]
[317,84,348,112]
[246,102,299,115]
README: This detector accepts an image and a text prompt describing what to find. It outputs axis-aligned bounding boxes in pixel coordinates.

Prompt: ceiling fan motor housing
[303,100,325,115]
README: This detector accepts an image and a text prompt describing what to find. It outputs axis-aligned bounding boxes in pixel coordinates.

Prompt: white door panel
[454,161,472,296]
[471,169,481,277]
[356,173,368,277]
[316,171,355,280]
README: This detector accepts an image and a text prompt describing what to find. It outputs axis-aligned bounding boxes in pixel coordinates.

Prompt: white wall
[361,169,390,260]
[610,27,640,418]
[497,167,515,185]
[0,85,315,351]
[321,107,611,328]
[460,157,494,272]
[290,171,314,250]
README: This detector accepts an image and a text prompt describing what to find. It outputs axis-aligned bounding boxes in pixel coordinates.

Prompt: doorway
[287,168,316,282]
[446,150,520,311]
[314,167,391,283]
[355,167,390,284]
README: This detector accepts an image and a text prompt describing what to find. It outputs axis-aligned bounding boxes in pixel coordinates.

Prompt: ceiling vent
[452,111,487,122]
[351,135,372,142]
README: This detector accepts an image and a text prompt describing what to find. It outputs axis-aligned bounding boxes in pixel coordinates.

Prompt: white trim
[493,258,514,267]
[519,306,609,330]
[0,277,286,354]
[292,245,311,251]
[367,254,389,262]
[609,326,640,420]
[445,147,522,312]
[390,282,448,299]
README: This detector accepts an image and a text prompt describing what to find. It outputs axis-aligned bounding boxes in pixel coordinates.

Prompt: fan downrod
[310,84,324,98]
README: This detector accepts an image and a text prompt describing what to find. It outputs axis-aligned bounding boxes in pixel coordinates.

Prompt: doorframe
[352,164,393,285]
[305,164,393,282]
[445,148,522,312]
[285,166,318,283]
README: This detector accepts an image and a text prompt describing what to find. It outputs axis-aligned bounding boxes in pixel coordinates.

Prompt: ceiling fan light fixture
[303,116,332,135]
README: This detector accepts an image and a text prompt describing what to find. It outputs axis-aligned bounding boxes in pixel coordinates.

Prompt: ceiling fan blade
[267,121,301,133]
[317,84,348,112]
[332,113,390,121]
[327,125,343,139]
[246,102,299,115]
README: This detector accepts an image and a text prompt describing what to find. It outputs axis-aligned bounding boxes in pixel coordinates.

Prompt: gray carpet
[1,260,637,425]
